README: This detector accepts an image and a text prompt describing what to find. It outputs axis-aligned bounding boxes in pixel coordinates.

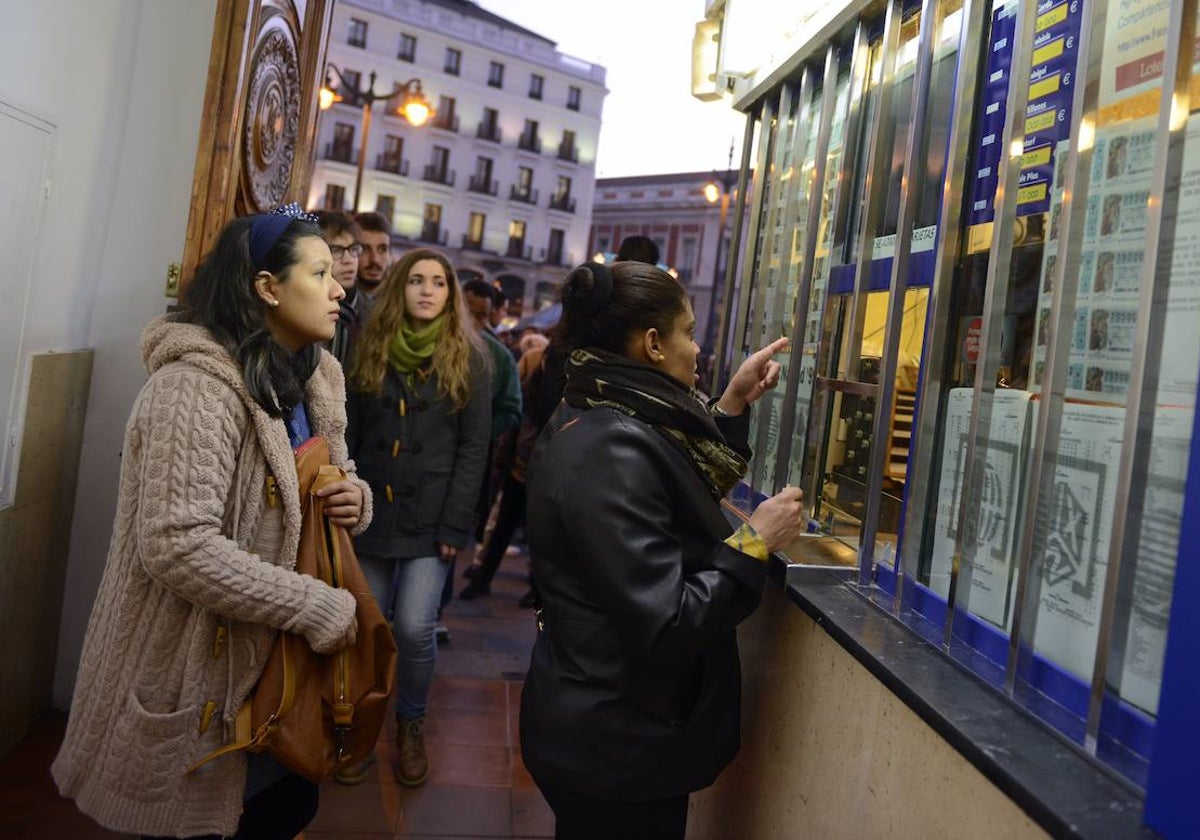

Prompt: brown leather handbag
[192,436,397,782]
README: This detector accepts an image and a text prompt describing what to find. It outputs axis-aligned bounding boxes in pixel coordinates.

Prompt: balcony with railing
[556,143,579,163]
[476,122,502,143]
[509,185,539,205]
[422,165,456,186]
[467,175,499,196]
[420,226,448,245]
[375,153,409,176]
[506,241,532,260]
[545,247,566,266]
[431,113,460,133]
[517,132,542,154]
[323,143,357,164]
[461,234,486,251]
[548,194,576,213]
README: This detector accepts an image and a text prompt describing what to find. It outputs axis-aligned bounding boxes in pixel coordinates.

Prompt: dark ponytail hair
[177,216,325,417]
[558,260,688,355]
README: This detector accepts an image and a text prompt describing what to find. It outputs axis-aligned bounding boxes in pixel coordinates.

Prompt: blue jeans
[360,554,446,719]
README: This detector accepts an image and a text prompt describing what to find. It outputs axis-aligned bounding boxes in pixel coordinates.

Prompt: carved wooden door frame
[180,0,333,288]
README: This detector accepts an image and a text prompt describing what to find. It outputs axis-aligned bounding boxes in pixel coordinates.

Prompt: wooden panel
[180,0,333,288]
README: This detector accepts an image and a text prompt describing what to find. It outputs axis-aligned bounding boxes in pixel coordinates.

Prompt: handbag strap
[186,632,298,774]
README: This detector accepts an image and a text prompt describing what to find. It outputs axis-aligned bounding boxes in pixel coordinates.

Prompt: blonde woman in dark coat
[345,248,491,787]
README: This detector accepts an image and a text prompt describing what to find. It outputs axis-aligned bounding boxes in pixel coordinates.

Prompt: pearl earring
[269,299,279,307]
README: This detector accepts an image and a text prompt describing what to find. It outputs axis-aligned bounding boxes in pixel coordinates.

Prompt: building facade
[309,0,607,316]
[588,170,739,353]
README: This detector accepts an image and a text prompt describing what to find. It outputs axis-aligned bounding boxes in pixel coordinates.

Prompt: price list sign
[968,0,1084,225]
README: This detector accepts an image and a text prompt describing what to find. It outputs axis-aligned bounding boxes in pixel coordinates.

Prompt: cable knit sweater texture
[51,317,373,838]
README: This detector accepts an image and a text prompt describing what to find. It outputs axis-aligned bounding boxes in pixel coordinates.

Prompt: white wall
[0,0,217,707]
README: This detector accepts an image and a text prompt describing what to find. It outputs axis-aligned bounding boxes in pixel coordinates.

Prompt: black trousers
[142,772,318,840]
[536,780,688,840]
[475,474,527,586]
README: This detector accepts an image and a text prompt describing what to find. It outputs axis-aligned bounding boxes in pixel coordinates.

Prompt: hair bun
[563,262,614,318]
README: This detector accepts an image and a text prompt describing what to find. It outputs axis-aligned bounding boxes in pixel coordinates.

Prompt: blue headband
[248,203,318,270]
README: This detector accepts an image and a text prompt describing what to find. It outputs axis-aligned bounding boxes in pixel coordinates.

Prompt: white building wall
[0,0,216,706]
[310,0,606,310]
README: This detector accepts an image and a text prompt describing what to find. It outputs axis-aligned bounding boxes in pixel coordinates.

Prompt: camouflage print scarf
[563,347,748,499]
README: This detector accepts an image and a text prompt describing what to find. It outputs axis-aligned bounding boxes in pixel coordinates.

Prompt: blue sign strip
[967,0,1083,225]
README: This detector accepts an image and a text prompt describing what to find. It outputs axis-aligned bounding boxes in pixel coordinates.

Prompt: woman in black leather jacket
[520,260,805,839]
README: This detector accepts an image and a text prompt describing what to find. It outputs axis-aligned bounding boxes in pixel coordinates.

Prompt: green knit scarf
[388,316,444,373]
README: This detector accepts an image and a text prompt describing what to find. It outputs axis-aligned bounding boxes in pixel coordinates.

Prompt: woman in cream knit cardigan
[52,207,371,839]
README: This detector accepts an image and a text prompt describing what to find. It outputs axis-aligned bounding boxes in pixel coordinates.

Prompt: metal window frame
[1085,0,1198,750]
[728,102,778,384]
[1003,0,1104,698]
[801,24,874,506]
[776,45,845,494]
[897,0,988,609]
[713,114,758,393]
[830,0,902,582]
[750,71,819,494]
[942,0,1037,648]
[744,84,801,382]
[860,0,944,581]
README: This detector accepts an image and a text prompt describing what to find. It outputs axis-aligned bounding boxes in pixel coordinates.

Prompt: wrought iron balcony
[509,185,539,205]
[557,144,579,163]
[431,113,460,132]
[517,133,542,153]
[467,175,499,196]
[506,241,532,260]
[420,227,448,245]
[422,166,456,186]
[323,143,357,164]
[548,194,576,213]
[375,154,409,176]
[476,122,502,143]
[461,234,486,251]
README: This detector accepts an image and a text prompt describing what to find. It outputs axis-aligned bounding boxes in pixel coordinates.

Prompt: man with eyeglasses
[314,210,365,365]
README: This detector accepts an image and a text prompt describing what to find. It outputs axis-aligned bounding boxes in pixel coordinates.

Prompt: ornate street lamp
[319,65,434,211]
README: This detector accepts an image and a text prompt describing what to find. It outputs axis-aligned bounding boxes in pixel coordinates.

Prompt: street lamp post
[319,66,433,212]
[702,142,737,356]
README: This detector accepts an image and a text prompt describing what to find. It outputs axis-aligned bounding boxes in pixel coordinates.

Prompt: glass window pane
[836,37,884,266]
[1025,10,1181,700]
[745,84,805,489]
[735,114,781,365]
[785,60,853,492]
[752,83,820,495]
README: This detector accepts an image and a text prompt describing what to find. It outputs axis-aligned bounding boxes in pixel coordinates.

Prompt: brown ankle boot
[395,715,429,787]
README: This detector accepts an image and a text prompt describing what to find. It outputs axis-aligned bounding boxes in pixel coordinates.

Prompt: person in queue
[457,279,522,602]
[488,286,509,332]
[519,260,804,840]
[313,209,362,364]
[52,205,368,839]
[615,234,660,265]
[345,248,491,787]
[353,210,393,302]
